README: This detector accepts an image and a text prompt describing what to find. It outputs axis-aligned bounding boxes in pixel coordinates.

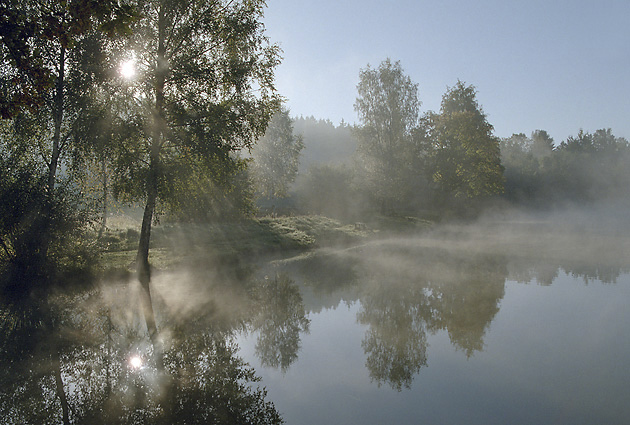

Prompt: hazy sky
[263,0,630,143]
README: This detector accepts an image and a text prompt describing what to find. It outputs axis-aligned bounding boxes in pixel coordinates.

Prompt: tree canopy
[425,80,504,200]
[0,0,136,189]
[353,58,425,212]
[102,0,282,360]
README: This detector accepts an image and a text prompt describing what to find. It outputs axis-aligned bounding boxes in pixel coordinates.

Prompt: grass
[98,213,432,273]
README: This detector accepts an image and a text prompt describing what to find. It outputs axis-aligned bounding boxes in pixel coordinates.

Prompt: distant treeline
[291,117,629,219]
[501,128,630,206]
[283,60,629,220]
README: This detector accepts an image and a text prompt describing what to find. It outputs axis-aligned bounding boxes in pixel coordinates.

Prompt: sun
[120,59,136,79]
[129,355,143,369]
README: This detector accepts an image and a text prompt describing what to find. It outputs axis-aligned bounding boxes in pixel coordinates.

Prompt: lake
[1,219,629,424]
[236,221,630,425]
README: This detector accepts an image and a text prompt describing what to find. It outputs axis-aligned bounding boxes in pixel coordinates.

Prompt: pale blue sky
[263,0,630,143]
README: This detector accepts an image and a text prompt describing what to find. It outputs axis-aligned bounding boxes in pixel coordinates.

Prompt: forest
[1,1,629,423]
[284,61,630,222]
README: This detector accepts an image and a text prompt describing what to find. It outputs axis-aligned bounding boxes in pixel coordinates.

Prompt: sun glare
[129,355,143,369]
[120,59,136,79]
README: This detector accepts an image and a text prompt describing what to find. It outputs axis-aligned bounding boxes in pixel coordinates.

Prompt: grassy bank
[99,214,433,273]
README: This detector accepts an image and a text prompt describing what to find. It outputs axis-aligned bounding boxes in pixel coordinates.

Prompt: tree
[499,133,538,204]
[353,58,424,213]
[0,1,136,301]
[296,164,360,221]
[0,0,136,191]
[111,0,281,356]
[292,116,357,169]
[530,129,554,159]
[552,128,630,202]
[426,81,504,201]
[251,107,304,199]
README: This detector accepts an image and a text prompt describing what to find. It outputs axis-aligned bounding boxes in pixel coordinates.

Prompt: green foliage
[500,132,544,203]
[164,153,257,222]
[0,0,137,184]
[251,107,304,199]
[425,81,504,200]
[110,0,281,248]
[500,128,630,206]
[0,171,98,301]
[530,129,554,159]
[353,58,427,213]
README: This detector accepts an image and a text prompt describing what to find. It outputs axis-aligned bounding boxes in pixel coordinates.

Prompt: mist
[2,1,629,422]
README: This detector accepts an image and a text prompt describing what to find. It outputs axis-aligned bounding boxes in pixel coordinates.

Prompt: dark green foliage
[500,132,547,204]
[0,0,137,188]
[0,0,135,308]
[110,0,281,288]
[163,154,257,222]
[424,81,505,202]
[500,128,630,206]
[352,62,505,217]
[0,171,98,301]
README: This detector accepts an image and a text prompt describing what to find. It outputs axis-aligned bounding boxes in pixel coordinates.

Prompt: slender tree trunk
[32,46,66,274]
[48,46,65,192]
[98,160,108,240]
[105,308,112,397]
[136,162,161,367]
[53,350,71,425]
[44,303,70,425]
[135,0,168,370]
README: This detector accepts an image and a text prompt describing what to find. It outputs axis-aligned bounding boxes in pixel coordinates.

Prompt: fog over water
[229,206,630,424]
[3,1,629,423]
[2,204,629,424]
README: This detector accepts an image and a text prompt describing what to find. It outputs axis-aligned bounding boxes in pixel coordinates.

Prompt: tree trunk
[53,350,71,425]
[136,161,162,368]
[48,46,65,192]
[135,1,168,369]
[45,304,70,425]
[97,160,108,240]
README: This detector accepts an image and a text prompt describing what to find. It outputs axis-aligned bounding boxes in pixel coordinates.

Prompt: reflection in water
[263,224,630,391]
[357,285,429,391]
[354,245,506,389]
[2,223,630,423]
[0,273,285,425]
[251,274,310,371]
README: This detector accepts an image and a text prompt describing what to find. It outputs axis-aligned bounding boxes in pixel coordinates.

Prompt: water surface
[2,221,629,424]
[237,225,630,425]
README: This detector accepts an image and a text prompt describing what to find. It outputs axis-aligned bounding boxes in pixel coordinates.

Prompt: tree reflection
[355,244,507,389]
[251,274,310,372]
[267,229,629,391]
[422,252,506,357]
[357,283,428,391]
[0,277,283,425]
[506,256,629,285]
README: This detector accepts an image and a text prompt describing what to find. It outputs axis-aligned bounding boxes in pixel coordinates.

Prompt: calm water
[236,225,630,425]
[1,221,629,424]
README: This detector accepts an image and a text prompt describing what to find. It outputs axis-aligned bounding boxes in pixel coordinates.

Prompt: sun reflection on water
[128,355,143,370]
